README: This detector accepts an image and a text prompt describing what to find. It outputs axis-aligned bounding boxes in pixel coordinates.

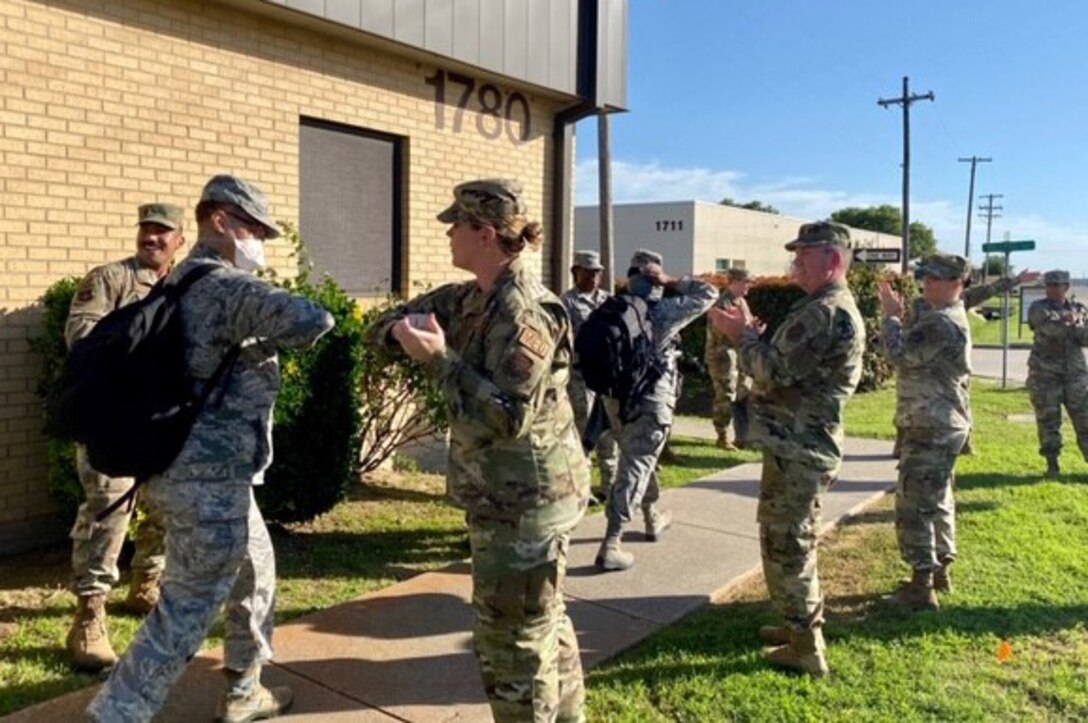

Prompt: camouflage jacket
[561,286,609,365]
[883,301,972,431]
[644,278,718,408]
[65,256,161,347]
[371,257,590,527]
[163,244,334,483]
[1028,297,1088,378]
[739,280,864,470]
[705,288,749,366]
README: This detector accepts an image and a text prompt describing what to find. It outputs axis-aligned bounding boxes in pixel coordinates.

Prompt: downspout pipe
[550,100,598,294]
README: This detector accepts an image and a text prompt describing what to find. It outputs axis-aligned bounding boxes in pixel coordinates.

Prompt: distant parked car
[979,306,1011,321]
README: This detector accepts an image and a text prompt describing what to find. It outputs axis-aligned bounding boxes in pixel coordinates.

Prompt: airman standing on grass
[704,267,753,450]
[370,179,589,722]
[879,253,972,610]
[63,203,184,671]
[88,175,335,723]
[709,221,864,677]
[1026,269,1088,478]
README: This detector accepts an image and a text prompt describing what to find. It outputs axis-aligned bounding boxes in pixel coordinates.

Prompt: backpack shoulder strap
[169,262,220,294]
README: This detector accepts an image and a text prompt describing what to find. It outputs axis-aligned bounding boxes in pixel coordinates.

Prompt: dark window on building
[299,117,402,295]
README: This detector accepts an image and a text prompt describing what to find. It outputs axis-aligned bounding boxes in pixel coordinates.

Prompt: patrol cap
[1044,269,1071,285]
[436,178,526,227]
[725,267,751,282]
[629,249,664,270]
[199,174,281,239]
[917,252,971,280]
[136,203,184,230]
[784,221,851,251]
[572,250,604,271]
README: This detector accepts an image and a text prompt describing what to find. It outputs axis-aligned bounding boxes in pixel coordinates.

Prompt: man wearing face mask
[595,250,717,572]
[88,175,335,723]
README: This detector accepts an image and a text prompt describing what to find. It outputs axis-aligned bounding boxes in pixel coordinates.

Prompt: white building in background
[575,201,902,277]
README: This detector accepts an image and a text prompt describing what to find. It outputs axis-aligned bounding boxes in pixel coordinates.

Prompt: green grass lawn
[969,305,1033,347]
[0,436,745,716]
[585,381,1088,721]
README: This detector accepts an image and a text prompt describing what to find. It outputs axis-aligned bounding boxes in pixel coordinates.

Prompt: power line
[878,76,935,272]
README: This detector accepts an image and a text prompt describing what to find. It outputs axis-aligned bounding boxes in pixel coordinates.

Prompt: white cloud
[576,158,1088,272]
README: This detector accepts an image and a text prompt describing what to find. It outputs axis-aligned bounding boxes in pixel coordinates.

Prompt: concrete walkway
[5,433,896,723]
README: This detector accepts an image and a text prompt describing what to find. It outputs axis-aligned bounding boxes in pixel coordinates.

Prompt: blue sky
[573,1,1088,274]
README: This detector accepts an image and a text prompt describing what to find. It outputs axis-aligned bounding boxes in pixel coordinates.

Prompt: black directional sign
[853,247,902,264]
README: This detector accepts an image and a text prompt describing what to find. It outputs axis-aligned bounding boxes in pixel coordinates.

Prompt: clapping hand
[878,281,905,318]
[391,313,446,362]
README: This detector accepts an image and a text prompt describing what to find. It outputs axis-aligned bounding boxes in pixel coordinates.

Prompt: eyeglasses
[223,210,270,240]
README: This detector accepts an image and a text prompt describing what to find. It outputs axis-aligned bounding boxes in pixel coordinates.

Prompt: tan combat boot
[642,503,673,542]
[764,627,829,677]
[66,594,118,670]
[933,560,953,594]
[123,570,162,615]
[758,625,791,646]
[217,667,294,723]
[716,431,738,452]
[888,570,939,611]
[1045,456,1061,479]
[595,536,634,572]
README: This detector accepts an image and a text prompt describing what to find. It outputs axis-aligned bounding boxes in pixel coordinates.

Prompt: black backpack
[48,264,240,502]
[574,294,665,420]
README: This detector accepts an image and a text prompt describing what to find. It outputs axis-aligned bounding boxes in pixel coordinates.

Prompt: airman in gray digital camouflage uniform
[64,203,185,671]
[1027,269,1088,478]
[88,176,334,723]
[561,249,619,498]
[595,250,717,572]
[710,221,864,677]
[879,253,972,611]
[704,267,753,450]
[371,179,589,723]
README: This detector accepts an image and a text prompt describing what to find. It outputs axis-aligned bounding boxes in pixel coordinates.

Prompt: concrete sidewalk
[6,434,895,723]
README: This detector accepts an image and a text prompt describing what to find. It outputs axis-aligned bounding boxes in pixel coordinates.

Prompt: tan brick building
[0,0,628,553]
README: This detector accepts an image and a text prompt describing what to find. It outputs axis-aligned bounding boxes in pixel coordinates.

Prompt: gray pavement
[6,436,896,723]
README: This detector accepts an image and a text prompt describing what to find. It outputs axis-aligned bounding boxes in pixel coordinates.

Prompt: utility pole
[978,193,1004,283]
[878,76,934,273]
[958,156,991,261]
[597,111,615,292]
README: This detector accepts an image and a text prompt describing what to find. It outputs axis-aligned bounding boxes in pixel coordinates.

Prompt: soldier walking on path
[64,203,185,670]
[709,222,864,677]
[595,251,717,572]
[371,179,589,723]
[88,176,334,723]
[1026,269,1088,478]
[878,253,973,611]
[704,267,753,450]
[561,250,619,499]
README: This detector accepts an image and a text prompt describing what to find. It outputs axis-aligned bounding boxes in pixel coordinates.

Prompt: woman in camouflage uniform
[372,179,590,722]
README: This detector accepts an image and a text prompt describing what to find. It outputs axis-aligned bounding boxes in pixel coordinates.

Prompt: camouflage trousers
[71,444,165,596]
[88,478,276,723]
[1027,371,1088,458]
[758,453,836,631]
[707,350,748,440]
[567,371,619,487]
[603,398,668,526]
[469,501,586,723]
[896,428,967,572]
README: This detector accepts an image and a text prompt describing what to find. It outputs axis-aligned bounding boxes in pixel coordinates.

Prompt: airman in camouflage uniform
[562,250,619,498]
[64,203,185,671]
[88,176,334,723]
[704,267,753,450]
[879,253,972,610]
[594,250,717,572]
[709,222,864,676]
[1027,269,1088,478]
[371,179,589,723]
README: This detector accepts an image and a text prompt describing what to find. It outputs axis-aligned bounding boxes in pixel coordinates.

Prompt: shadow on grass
[957,472,1047,491]
[271,528,469,582]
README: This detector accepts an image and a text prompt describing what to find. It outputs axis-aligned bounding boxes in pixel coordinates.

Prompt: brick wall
[0,0,569,552]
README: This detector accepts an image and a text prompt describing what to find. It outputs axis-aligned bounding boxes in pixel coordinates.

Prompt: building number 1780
[424,69,532,144]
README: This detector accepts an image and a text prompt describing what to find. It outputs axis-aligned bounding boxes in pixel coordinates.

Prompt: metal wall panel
[360,0,394,36]
[478,1,505,74]
[525,0,550,87]
[501,0,528,82]
[392,0,425,47]
[325,0,361,27]
[424,0,454,58]
[451,0,481,64]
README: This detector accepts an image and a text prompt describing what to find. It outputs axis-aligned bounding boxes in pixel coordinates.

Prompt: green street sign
[982,240,1035,253]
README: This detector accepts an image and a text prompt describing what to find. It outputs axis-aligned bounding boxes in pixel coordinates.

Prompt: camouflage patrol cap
[917,252,971,280]
[436,179,527,228]
[725,267,751,282]
[630,249,664,270]
[784,221,851,251]
[1044,269,1071,285]
[136,203,184,230]
[573,250,604,271]
[200,174,281,239]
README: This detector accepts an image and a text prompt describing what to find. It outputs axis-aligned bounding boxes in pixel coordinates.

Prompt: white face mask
[233,236,266,272]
